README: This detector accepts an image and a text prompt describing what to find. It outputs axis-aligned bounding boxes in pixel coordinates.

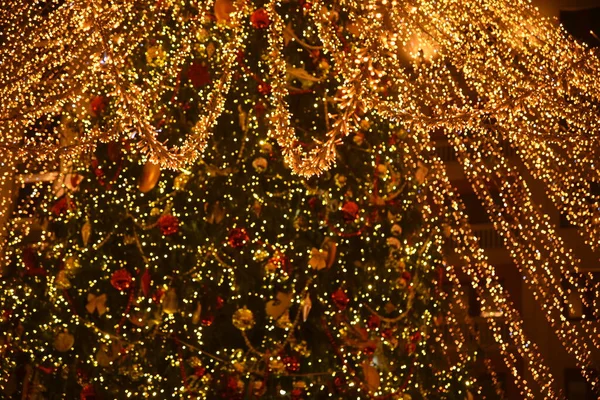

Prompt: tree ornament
[52,197,72,216]
[362,361,380,393]
[53,330,75,352]
[252,200,262,217]
[250,8,270,29]
[367,315,381,330]
[86,293,107,316]
[214,0,234,24]
[269,358,286,374]
[414,161,429,185]
[110,269,132,291]
[64,255,81,274]
[283,355,300,373]
[341,201,360,222]
[232,307,255,330]
[187,61,211,88]
[275,311,293,329]
[257,82,271,95]
[201,311,215,326]
[55,270,72,289]
[363,344,376,357]
[138,161,161,193]
[96,340,121,367]
[206,201,226,224]
[162,288,179,314]
[192,302,202,324]
[386,237,401,249]
[396,271,412,290]
[353,132,365,146]
[80,384,95,400]
[252,157,268,173]
[89,95,106,116]
[140,268,151,297]
[321,238,337,268]
[391,224,402,236]
[309,238,337,270]
[22,247,45,276]
[266,291,292,319]
[252,380,266,397]
[157,214,180,235]
[292,341,310,357]
[331,288,349,311]
[228,228,249,248]
[308,248,328,270]
[334,173,347,188]
[302,293,312,322]
[173,172,190,190]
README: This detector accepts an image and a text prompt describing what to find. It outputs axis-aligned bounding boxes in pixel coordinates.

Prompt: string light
[0,0,598,398]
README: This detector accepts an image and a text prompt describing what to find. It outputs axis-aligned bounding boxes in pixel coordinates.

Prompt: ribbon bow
[86,293,107,316]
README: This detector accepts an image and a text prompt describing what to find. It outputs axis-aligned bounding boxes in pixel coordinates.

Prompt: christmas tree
[1,0,599,399]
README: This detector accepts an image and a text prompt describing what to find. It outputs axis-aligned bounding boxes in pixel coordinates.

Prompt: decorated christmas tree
[1,0,599,399]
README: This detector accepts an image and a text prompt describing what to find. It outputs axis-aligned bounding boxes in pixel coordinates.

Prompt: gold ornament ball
[53,331,75,352]
[232,307,255,331]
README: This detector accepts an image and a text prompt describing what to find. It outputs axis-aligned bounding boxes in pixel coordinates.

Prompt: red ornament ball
[284,355,300,373]
[250,8,270,29]
[201,312,215,326]
[90,96,106,116]
[228,228,249,248]
[381,328,393,340]
[257,82,271,95]
[157,214,180,236]
[331,288,349,311]
[51,197,72,216]
[187,61,211,88]
[341,201,360,222]
[110,269,133,291]
[80,384,95,400]
[367,315,380,330]
[363,344,376,357]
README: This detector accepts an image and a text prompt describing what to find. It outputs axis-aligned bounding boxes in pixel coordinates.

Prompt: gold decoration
[64,256,81,273]
[86,293,107,316]
[252,157,268,173]
[265,292,292,319]
[191,302,202,325]
[205,201,225,224]
[308,238,337,270]
[362,361,380,393]
[269,358,286,374]
[53,331,75,352]
[162,288,179,315]
[308,248,327,270]
[173,172,190,190]
[96,340,122,367]
[138,161,161,193]
[232,307,255,331]
[275,311,293,330]
[55,270,71,289]
[302,293,312,322]
[293,341,310,357]
[414,162,428,185]
[214,0,234,24]
[81,219,92,247]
